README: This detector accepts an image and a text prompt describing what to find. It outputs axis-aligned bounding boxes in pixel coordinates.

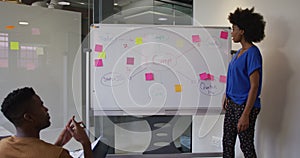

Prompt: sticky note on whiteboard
[135,37,143,45]
[95,59,103,67]
[219,75,227,83]
[98,52,106,59]
[175,84,182,92]
[176,40,184,48]
[199,72,208,80]
[95,44,103,52]
[220,31,229,39]
[127,57,134,65]
[192,35,200,43]
[145,73,154,81]
[207,74,214,80]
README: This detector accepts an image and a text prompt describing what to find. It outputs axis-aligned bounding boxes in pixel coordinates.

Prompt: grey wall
[194,0,300,157]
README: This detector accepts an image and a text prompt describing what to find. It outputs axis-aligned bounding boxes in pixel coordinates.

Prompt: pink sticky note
[95,59,103,67]
[95,44,103,52]
[219,75,227,83]
[127,57,134,65]
[220,31,229,39]
[145,73,154,81]
[199,72,208,80]
[192,35,200,43]
[207,74,214,80]
[32,28,40,35]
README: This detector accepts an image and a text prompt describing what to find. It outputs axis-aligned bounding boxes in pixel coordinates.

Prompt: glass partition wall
[88,0,194,155]
[0,1,84,151]
[0,0,193,155]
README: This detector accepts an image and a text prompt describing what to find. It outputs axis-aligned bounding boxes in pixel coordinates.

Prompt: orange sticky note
[175,84,182,92]
[5,25,15,30]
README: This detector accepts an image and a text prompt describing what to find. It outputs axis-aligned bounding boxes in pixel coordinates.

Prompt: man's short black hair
[1,87,36,126]
[228,7,266,43]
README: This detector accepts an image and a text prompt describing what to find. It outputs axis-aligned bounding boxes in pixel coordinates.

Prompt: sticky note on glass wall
[95,44,103,52]
[32,28,40,35]
[5,25,15,30]
[192,35,200,43]
[220,31,229,39]
[95,59,103,67]
[145,73,154,81]
[175,84,182,92]
[135,37,143,45]
[10,42,19,50]
[36,47,44,55]
[219,75,227,83]
[127,57,134,65]
[199,72,208,80]
[98,52,106,59]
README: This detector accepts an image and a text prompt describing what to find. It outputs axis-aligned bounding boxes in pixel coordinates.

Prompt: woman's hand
[237,114,250,132]
[222,94,228,110]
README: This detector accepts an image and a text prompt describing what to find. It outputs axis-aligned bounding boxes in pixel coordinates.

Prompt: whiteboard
[90,24,231,114]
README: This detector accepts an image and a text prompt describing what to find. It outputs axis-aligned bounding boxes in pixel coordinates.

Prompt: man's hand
[66,116,90,146]
[55,118,72,146]
[67,116,93,158]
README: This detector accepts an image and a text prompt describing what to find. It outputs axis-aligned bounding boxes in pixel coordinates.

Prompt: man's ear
[240,29,245,35]
[23,113,34,122]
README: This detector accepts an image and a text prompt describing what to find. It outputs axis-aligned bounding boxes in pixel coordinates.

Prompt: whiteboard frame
[89,24,231,116]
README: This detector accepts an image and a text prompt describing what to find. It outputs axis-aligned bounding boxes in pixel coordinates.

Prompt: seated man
[0,87,93,158]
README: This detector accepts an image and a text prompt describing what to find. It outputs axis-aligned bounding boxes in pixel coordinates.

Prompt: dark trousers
[222,100,260,158]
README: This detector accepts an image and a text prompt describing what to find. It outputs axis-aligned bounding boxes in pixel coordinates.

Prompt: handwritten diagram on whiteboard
[90,24,231,114]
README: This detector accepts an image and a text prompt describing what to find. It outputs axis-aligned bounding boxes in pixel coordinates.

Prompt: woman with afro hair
[222,7,266,158]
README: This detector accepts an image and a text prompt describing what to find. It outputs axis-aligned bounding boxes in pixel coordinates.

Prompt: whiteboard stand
[85,48,92,136]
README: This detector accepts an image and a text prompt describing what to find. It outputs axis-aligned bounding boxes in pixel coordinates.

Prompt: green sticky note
[10,42,19,50]
[98,52,106,59]
[135,37,143,45]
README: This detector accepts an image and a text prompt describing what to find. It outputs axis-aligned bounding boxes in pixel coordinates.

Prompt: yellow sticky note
[176,40,184,48]
[36,47,44,55]
[10,42,19,50]
[98,52,106,59]
[175,84,182,92]
[135,37,143,45]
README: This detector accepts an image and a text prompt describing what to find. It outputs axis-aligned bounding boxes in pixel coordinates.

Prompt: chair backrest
[92,137,109,158]
[143,116,181,154]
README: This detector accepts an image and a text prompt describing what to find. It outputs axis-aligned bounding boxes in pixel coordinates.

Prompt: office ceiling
[19,0,192,9]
